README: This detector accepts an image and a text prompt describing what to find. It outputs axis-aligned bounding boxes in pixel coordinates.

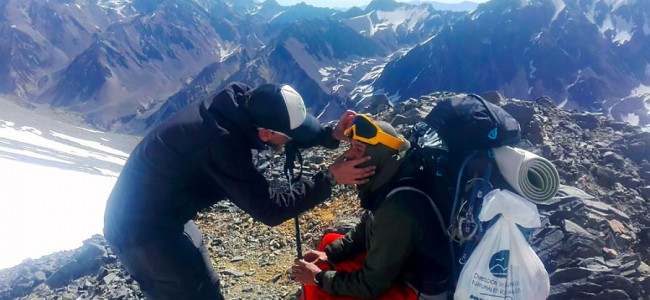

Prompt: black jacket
[319,177,451,297]
[104,82,339,248]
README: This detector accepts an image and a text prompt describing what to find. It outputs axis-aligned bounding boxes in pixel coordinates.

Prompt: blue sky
[275,0,490,8]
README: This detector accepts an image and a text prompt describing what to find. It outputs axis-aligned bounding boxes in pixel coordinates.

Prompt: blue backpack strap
[448,151,476,283]
[449,150,495,285]
[457,150,494,266]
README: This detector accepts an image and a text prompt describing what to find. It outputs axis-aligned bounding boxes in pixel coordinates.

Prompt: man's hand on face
[332,110,357,141]
[328,140,373,185]
[329,156,375,185]
[291,259,322,286]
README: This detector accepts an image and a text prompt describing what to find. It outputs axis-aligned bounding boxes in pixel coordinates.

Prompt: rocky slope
[1,91,649,300]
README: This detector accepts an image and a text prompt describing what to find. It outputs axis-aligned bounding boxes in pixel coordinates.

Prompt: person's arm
[300,126,339,149]
[319,197,421,298]
[195,140,372,226]
[292,110,356,149]
[324,213,369,263]
[196,142,330,226]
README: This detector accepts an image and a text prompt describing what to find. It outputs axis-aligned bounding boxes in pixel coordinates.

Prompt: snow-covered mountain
[140,0,463,130]
[372,0,650,129]
[341,0,465,50]
[0,0,461,133]
[1,0,648,133]
[408,1,480,12]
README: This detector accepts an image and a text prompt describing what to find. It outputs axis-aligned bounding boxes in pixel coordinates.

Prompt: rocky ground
[0,91,649,300]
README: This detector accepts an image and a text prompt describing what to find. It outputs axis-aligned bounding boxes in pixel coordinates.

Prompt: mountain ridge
[0,0,648,133]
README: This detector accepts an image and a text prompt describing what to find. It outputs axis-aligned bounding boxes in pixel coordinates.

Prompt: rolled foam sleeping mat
[492,146,560,204]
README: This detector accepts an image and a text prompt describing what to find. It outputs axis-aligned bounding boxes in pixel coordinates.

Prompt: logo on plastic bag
[489,250,510,278]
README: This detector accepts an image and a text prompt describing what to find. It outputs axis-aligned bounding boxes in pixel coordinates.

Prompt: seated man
[292,115,451,300]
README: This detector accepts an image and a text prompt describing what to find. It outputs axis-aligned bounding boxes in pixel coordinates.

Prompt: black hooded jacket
[104,82,339,248]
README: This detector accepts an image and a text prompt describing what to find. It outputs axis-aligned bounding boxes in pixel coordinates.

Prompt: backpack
[396,94,522,292]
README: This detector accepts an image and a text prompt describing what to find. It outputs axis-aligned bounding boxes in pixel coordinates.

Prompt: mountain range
[1,0,648,133]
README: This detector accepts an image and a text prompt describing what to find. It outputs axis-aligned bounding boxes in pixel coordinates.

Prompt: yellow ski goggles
[343,114,405,151]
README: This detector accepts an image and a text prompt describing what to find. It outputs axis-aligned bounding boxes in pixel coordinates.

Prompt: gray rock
[365,94,392,114]
[548,279,604,299]
[603,151,625,167]
[623,140,647,162]
[639,186,650,199]
[230,256,245,263]
[591,166,619,187]
[639,276,650,296]
[527,116,546,145]
[572,113,601,130]
[33,271,47,282]
[550,267,594,284]
[582,199,630,220]
[390,107,429,126]
[588,275,637,299]
[563,220,596,239]
[592,289,630,300]
[102,273,118,285]
[221,269,245,277]
[535,96,556,108]
[503,103,536,125]
[481,91,506,105]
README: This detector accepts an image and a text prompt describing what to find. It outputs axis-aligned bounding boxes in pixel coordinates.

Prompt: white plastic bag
[454,189,550,300]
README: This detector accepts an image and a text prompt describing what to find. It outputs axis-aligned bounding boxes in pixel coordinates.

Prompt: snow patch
[0,108,134,268]
[420,34,437,45]
[408,71,422,88]
[374,8,430,34]
[0,157,119,269]
[316,101,330,119]
[612,15,634,45]
[218,45,240,63]
[598,12,635,45]
[0,122,127,167]
[98,0,133,18]
[614,30,632,45]
[610,0,627,11]
[319,68,331,77]
[0,145,72,164]
[50,132,130,158]
[268,11,285,23]
[631,84,650,96]
[529,60,537,79]
[622,113,640,126]
[550,0,566,23]
[599,15,615,35]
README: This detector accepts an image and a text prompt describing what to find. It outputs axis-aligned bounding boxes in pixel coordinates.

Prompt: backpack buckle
[458,216,478,242]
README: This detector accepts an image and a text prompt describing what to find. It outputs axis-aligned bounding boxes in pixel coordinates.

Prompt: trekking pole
[295,217,303,259]
[284,144,307,300]
[294,216,307,300]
